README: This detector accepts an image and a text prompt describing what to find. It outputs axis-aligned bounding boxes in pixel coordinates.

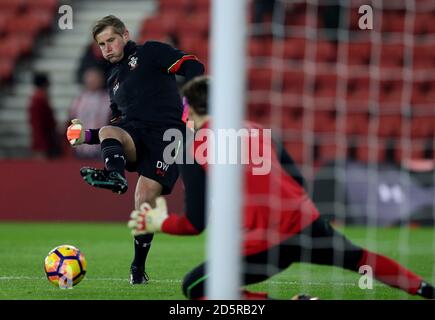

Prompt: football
[44,245,87,289]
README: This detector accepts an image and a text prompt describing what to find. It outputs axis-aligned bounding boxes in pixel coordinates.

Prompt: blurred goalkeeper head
[181,75,210,130]
[92,15,130,64]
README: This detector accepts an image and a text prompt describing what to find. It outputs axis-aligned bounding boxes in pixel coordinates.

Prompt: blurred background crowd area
[0,0,434,164]
[0,0,435,224]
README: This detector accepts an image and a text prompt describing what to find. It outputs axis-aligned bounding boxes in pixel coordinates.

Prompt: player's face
[95,27,129,63]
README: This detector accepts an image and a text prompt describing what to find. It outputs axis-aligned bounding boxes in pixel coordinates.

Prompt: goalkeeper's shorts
[114,122,185,195]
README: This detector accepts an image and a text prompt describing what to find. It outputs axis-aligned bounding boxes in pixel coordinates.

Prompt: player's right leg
[129,176,163,285]
[296,217,435,299]
[80,125,136,194]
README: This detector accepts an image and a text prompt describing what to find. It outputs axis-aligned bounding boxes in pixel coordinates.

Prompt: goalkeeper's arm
[159,160,206,235]
[84,128,101,145]
[128,160,206,236]
[67,102,122,146]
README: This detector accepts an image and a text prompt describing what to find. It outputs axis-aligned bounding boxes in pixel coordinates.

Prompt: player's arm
[169,58,205,82]
[146,41,205,82]
[167,160,207,233]
[66,101,121,146]
[128,160,206,236]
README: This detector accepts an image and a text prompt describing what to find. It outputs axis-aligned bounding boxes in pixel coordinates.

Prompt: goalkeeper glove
[128,197,168,236]
[66,119,85,146]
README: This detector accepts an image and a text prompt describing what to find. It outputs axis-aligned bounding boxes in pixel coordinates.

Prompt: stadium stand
[0,0,152,158]
[1,0,434,169]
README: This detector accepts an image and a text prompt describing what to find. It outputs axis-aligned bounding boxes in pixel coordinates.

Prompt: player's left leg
[181,245,306,300]
[182,263,206,299]
[181,263,271,300]
[129,175,163,285]
[81,125,137,194]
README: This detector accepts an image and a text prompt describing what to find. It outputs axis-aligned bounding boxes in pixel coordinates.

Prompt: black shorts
[115,122,185,195]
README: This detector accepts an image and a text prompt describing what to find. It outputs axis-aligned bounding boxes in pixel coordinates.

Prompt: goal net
[243,0,435,299]
[141,0,435,299]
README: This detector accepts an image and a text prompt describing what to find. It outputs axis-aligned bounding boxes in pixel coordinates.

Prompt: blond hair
[92,15,126,41]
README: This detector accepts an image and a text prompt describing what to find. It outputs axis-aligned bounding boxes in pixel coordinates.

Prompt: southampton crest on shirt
[128,55,138,70]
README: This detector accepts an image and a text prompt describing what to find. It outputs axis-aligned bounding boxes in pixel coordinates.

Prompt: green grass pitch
[0,222,433,300]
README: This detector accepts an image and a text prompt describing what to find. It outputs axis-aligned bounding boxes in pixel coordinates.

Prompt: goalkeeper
[128,76,435,300]
[66,15,204,285]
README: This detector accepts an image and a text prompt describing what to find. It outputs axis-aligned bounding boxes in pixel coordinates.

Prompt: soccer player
[128,76,435,300]
[66,15,204,284]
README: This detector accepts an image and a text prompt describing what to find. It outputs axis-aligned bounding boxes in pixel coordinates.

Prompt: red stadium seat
[284,141,305,165]
[193,0,210,13]
[346,76,371,111]
[285,6,309,27]
[0,0,23,13]
[318,141,347,163]
[3,34,33,56]
[382,10,405,33]
[179,35,202,53]
[248,67,273,91]
[379,80,404,104]
[344,113,370,136]
[412,80,435,105]
[5,13,43,36]
[25,0,58,12]
[396,140,428,161]
[413,12,433,35]
[377,115,403,137]
[314,110,337,134]
[413,43,435,69]
[176,13,208,35]
[281,106,304,132]
[144,12,182,35]
[380,43,404,68]
[410,117,434,138]
[282,71,304,94]
[314,74,337,98]
[0,40,21,61]
[347,42,371,65]
[177,35,208,65]
[0,58,15,82]
[316,41,337,63]
[247,102,271,126]
[356,142,387,163]
[283,38,305,61]
[159,0,193,13]
[248,38,273,58]
[248,39,265,58]
[0,12,16,35]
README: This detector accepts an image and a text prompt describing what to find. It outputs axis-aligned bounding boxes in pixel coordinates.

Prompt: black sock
[417,281,435,299]
[100,138,126,177]
[132,234,154,269]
